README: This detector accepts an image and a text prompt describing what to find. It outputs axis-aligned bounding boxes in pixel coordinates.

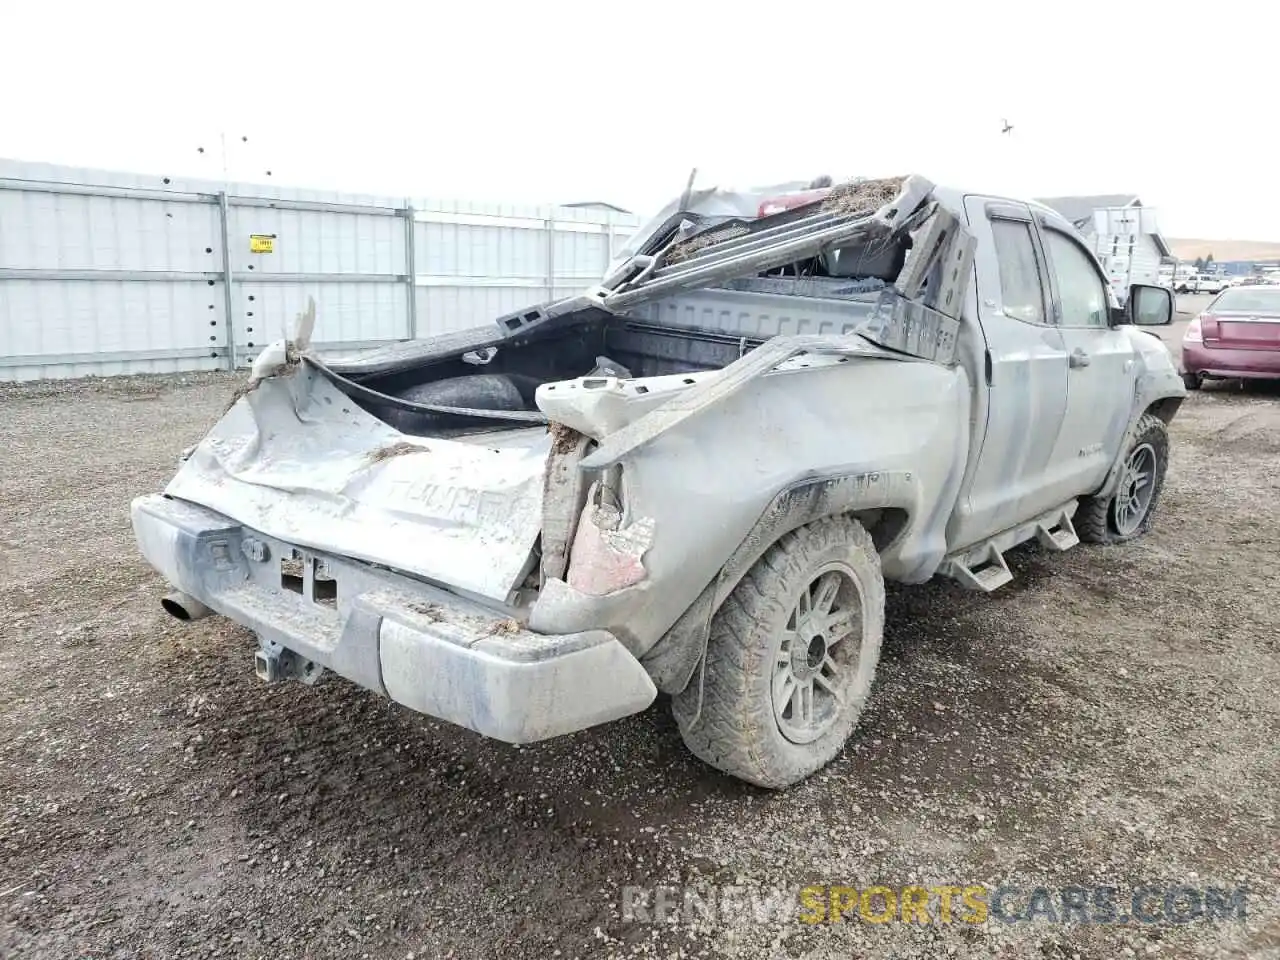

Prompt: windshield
[1212,288,1280,313]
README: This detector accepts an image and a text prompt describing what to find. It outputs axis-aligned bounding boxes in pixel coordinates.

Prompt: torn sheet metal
[607,177,827,274]
[565,504,655,597]
[164,366,549,602]
[536,369,724,441]
[596,177,972,372]
[603,176,935,310]
[661,176,910,267]
[575,333,919,472]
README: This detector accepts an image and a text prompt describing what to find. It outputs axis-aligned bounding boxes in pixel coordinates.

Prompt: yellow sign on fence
[249,234,275,254]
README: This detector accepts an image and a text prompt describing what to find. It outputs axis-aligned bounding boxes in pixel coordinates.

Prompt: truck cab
[945,193,1178,562]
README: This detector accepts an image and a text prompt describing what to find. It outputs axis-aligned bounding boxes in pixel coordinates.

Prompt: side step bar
[941,542,1013,592]
[939,501,1080,593]
[1035,506,1080,553]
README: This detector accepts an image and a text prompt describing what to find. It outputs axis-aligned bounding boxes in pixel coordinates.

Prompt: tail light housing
[565,469,653,597]
[1186,313,1220,343]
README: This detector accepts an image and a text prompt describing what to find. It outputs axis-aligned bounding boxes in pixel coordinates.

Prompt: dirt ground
[2,335,1279,959]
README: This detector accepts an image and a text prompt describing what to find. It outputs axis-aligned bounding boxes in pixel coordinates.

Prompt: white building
[1035,194,1173,300]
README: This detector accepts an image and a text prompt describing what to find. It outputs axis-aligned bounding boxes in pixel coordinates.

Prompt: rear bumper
[1182,342,1280,379]
[131,493,656,742]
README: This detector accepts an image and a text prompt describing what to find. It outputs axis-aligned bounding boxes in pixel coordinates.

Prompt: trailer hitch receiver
[254,639,324,685]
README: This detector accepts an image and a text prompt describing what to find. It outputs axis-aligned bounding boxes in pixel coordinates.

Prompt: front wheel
[673,515,885,789]
[1076,413,1170,544]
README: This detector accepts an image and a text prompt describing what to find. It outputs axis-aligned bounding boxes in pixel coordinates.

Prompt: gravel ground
[1,356,1278,960]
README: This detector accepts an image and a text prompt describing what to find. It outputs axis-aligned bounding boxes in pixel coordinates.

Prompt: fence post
[545,217,556,301]
[217,191,237,370]
[403,201,418,339]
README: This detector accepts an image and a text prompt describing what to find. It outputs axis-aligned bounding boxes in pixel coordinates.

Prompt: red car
[1181,286,1280,389]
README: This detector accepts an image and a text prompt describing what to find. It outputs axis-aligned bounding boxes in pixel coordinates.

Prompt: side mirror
[1126,284,1174,326]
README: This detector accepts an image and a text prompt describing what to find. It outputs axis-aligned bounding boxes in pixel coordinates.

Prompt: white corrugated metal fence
[0,159,642,381]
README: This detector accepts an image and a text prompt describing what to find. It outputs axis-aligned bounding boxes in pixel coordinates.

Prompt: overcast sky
[2,0,1274,239]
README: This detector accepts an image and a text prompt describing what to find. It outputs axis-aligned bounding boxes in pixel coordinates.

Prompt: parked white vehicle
[1173,273,1229,294]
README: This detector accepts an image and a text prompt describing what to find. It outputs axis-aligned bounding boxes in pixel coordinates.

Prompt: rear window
[1212,288,1280,313]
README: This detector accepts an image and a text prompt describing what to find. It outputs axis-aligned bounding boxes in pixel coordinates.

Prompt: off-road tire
[673,515,885,789]
[1076,413,1169,544]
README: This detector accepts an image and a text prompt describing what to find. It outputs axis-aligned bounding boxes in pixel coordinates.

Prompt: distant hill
[1167,238,1280,262]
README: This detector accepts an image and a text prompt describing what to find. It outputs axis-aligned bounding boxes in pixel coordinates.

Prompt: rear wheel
[1182,371,1202,390]
[1077,413,1169,544]
[673,515,884,789]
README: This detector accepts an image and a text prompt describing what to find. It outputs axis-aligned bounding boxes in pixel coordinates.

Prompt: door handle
[1069,348,1091,369]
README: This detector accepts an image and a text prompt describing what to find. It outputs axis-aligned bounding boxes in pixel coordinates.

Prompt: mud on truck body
[132,174,1185,788]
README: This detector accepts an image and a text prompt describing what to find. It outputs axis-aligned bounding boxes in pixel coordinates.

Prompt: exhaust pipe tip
[161,591,212,622]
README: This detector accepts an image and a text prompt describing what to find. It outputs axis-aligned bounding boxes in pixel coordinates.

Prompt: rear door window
[990,219,1047,324]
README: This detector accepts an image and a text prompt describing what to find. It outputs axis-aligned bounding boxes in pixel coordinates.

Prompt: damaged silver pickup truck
[132,175,1185,788]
